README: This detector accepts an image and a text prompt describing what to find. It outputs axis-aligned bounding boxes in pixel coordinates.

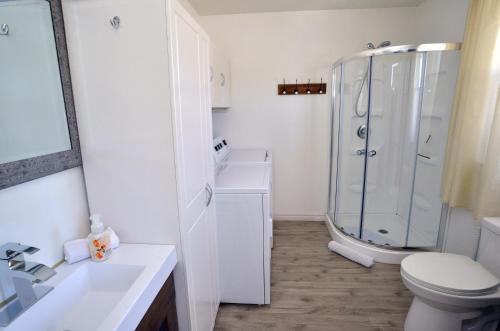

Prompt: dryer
[214,163,272,304]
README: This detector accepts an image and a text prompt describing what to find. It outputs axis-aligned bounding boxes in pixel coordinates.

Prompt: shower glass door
[407,50,460,247]
[333,57,370,239]
[330,44,461,249]
[361,53,424,247]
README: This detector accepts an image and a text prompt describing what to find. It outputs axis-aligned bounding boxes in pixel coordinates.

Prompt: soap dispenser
[88,214,112,262]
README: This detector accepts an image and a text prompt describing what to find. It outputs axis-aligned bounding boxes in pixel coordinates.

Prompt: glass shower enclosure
[328,43,461,248]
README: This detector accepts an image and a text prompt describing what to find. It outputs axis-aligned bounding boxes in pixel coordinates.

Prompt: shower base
[325,214,416,264]
[334,213,408,247]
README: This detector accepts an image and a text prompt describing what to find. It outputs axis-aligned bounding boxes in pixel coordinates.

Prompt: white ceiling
[188,0,426,16]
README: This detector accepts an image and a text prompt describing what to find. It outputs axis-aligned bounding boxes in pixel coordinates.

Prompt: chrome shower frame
[327,43,461,251]
[332,43,461,68]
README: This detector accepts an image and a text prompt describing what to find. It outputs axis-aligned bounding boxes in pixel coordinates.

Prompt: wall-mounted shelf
[277,83,327,95]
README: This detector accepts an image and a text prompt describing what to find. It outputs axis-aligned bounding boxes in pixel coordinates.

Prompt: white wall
[202,8,419,219]
[0,167,89,301]
[416,0,470,43]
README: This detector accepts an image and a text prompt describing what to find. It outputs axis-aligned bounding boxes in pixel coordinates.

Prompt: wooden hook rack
[277,83,327,95]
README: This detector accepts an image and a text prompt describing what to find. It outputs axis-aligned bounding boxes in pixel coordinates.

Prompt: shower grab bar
[356,149,376,157]
[0,24,9,36]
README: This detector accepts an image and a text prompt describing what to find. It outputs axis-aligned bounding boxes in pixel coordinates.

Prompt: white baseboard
[273,214,326,222]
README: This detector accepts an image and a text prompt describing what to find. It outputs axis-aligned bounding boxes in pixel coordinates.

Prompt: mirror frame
[0,0,82,190]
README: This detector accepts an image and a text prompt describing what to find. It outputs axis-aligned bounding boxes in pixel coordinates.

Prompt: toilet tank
[477,217,500,278]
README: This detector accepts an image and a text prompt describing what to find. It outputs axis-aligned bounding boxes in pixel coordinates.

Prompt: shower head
[366,41,391,50]
[377,41,391,48]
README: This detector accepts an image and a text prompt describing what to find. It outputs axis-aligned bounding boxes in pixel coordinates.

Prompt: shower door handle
[355,149,376,156]
[205,184,213,206]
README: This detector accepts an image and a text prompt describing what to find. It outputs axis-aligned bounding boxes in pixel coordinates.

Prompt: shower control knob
[357,125,367,139]
[368,150,377,157]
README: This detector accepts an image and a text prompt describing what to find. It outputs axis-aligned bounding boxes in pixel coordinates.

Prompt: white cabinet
[167,1,220,328]
[210,47,231,109]
[63,0,219,330]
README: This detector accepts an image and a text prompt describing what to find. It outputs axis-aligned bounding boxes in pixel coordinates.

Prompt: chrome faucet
[0,243,56,326]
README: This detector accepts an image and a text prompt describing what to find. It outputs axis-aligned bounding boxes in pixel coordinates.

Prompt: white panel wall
[442,208,481,259]
[0,168,89,301]
[201,8,419,219]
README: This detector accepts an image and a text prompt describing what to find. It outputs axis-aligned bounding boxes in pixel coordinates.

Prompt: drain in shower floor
[378,229,389,234]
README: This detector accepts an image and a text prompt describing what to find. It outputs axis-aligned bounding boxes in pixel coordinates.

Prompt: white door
[168,1,218,330]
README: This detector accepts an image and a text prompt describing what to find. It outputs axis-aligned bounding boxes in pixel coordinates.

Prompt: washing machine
[213,137,274,247]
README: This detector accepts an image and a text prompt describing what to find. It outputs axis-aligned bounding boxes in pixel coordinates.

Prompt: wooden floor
[214,221,413,331]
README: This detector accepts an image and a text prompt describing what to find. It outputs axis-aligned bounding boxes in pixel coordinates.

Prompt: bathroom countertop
[1,243,177,331]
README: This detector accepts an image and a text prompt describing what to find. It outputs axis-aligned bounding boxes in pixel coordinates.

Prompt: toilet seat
[401,253,499,297]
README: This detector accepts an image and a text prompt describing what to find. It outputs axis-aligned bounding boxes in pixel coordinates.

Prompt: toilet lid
[401,253,499,296]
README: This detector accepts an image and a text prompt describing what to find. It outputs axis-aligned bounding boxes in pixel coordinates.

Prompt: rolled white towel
[328,241,374,268]
[64,238,90,264]
[107,227,120,249]
[64,228,120,264]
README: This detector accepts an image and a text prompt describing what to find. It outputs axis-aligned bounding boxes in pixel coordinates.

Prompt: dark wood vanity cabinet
[136,275,178,331]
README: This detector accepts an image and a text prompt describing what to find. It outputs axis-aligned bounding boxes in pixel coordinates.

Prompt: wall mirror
[0,0,81,189]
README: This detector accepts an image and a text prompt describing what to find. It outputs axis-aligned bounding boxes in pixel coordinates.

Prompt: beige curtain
[442,0,500,220]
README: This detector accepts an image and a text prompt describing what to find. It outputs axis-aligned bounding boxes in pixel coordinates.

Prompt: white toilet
[401,217,500,331]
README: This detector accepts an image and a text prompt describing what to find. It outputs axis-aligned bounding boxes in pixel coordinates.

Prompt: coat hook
[0,23,9,36]
[318,77,324,94]
[306,79,311,94]
[294,79,299,95]
[281,79,287,95]
[110,16,120,29]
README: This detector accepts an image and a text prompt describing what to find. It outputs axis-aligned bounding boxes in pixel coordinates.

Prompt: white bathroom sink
[1,244,177,331]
